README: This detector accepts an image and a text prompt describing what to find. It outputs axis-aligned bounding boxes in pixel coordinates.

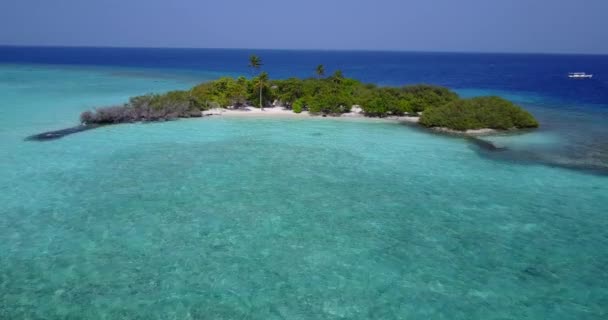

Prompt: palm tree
[331,70,344,84]
[248,55,262,77]
[315,64,325,78]
[255,72,269,110]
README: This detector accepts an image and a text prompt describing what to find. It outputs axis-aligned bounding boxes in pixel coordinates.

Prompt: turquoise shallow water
[1,65,608,319]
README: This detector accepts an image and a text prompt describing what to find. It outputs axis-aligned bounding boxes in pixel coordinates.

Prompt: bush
[190,77,249,109]
[80,110,94,124]
[419,96,539,130]
[360,88,413,117]
[402,85,459,111]
[307,88,353,114]
[292,99,304,113]
[80,106,135,124]
[272,78,304,105]
[81,91,200,125]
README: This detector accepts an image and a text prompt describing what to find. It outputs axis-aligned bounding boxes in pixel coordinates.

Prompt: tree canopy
[419,96,539,130]
[315,64,325,78]
[248,55,262,75]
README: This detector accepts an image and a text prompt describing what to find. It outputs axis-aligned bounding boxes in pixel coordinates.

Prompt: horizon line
[1,44,607,56]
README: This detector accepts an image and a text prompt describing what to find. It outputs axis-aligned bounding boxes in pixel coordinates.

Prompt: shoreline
[202,106,421,122]
[202,106,498,135]
[26,106,516,142]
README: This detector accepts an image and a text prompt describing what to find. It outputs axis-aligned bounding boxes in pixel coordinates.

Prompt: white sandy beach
[202,106,421,123]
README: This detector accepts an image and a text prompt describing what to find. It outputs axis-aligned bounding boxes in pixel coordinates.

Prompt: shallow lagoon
[1,64,607,319]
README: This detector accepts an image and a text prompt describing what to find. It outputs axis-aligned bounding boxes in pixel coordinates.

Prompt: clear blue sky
[1,0,606,54]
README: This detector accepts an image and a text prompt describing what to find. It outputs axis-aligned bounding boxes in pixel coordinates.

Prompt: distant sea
[1,47,607,319]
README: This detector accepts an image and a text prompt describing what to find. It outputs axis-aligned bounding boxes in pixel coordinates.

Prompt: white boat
[568,72,593,79]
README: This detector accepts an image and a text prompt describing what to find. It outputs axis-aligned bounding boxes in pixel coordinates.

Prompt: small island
[30,57,539,141]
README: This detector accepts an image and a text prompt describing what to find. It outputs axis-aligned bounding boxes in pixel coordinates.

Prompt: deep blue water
[2,46,608,106]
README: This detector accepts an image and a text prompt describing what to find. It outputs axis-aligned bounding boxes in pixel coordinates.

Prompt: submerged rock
[25,124,100,141]
[466,137,507,151]
[431,127,498,136]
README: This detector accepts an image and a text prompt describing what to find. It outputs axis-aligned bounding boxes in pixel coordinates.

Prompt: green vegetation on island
[419,96,539,130]
[80,56,539,132]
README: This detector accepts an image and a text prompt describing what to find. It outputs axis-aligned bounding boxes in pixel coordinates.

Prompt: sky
[0,0,607,54]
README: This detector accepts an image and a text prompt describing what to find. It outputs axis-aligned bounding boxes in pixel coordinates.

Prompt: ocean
[1,46,607,319]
